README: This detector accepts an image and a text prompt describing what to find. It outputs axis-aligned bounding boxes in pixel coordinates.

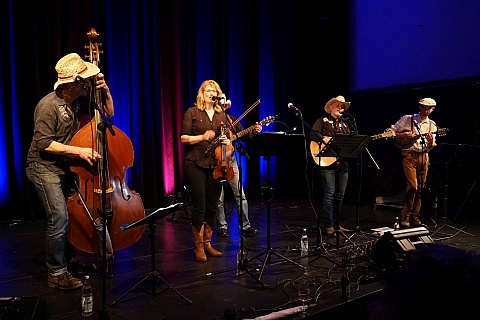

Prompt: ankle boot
[400,214,410,228]
[203,222,222,257]
[411,214,426,227]
[192,224,207,262]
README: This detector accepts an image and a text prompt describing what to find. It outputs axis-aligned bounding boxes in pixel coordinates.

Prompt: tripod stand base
[245,248,306,283]
[111,271,192,306]
[430,218,476,241]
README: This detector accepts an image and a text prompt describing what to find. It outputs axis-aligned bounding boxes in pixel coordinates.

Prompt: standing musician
[388,98,437,229]
[309,96,352,236]
[180,79,230,262]
[26,53,114,290]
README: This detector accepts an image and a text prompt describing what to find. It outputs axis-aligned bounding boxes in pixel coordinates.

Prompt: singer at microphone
[309,95,352,235]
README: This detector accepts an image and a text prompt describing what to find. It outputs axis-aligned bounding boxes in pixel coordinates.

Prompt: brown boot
[411,214,427,227]
[400,214,410,228]
[192,224,207,262]
[203,223,222,257]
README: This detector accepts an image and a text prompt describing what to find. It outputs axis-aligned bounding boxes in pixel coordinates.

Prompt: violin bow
[205,99,260,153]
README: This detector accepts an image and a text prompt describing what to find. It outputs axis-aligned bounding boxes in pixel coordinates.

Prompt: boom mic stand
[94,103,116,320]
[288,105,340,265]
[201,104,266,287]
[429,144,476,240]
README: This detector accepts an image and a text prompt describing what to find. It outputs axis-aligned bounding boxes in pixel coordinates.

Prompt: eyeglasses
[204,89,217,93]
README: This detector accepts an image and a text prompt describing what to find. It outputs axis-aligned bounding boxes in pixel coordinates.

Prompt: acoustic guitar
[310,131,395,166]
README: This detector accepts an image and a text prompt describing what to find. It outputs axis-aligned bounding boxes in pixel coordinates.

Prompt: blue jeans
[216,157,251,231]
[321,168,348,229]
[26,162,69,276]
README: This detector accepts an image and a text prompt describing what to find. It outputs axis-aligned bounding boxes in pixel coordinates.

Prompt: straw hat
[324,95,351,113]
[53,53,100,90]
[419,98,436,107]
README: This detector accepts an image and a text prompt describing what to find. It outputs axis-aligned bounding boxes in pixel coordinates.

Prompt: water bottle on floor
[81,275,93,317]
[393,216,400,230]
[300,228,308,256]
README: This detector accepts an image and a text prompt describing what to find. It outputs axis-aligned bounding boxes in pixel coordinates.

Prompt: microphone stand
[94,102,115,320]
[289,106,339,266]
[201,101,266,287]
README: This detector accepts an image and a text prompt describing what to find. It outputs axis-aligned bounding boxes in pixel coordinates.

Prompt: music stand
[243,132,306,284]
[319,134,372,249]
[111,203,193,306]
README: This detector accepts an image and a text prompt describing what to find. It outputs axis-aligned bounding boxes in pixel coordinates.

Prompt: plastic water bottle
[81,275,93,317]
[393,216,400,230]
[300,228,308,256]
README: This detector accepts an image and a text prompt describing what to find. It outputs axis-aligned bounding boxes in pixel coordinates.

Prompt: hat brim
[53,62,100,90]
[324,99,351,113]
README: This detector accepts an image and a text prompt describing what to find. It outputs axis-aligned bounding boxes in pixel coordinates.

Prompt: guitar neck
[231,126,256,141]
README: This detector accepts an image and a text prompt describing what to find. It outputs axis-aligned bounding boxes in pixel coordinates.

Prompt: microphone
[288,103,299,112]
[73,74,87,83]
[340,111,353,118]
[212,96,225,100]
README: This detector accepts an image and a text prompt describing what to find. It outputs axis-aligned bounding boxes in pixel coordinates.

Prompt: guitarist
[216,99,260,238]
[310,96,353,236]
[388,98,438,229]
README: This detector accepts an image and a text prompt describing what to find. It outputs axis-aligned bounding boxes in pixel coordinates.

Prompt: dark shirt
[180,106,229,169]
[309,114,351,171]
[27,92,93,175]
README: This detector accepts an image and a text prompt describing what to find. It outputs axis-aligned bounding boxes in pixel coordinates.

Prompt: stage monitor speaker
[371,227,434,272]
[0,296,48,320]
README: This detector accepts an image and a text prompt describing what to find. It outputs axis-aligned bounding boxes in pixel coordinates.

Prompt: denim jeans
[321,168,348,229]
[26,162,69,276]
[216,157,251,231]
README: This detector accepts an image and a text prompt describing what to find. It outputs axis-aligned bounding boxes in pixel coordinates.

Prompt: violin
[213,122,234,182]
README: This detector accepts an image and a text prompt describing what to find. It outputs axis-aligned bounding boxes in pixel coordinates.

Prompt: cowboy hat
[419,98,436,107]
[53,53,100,90]
[324,95,351,113]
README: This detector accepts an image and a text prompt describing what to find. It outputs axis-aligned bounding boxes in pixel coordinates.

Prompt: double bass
[66,28,145,254]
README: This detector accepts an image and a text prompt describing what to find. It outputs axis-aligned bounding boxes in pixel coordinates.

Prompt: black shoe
[241,227,258,238]
[67,258,97,276]
[219,229,229,237]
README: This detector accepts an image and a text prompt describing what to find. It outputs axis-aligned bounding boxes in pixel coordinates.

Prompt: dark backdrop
[1,0,479,222]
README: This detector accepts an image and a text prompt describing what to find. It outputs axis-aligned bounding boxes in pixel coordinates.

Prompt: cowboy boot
[400,214,410,228]
[203,222,222,257]
[192,224,207,262]
[411,213,427,227]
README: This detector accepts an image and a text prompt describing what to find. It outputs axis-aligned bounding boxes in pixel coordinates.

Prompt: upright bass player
[26,53,114,290]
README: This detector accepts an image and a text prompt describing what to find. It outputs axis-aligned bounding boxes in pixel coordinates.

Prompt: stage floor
[1,195,479,320]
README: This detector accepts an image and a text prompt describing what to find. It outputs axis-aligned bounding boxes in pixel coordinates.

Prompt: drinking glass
[297,283,311,318]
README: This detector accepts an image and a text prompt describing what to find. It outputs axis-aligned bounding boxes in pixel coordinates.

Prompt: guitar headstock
[437,128,450,137]
[258,115,275,126]
[371,130,396,140]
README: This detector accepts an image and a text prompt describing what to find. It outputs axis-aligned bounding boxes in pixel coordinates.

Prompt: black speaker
[371,227,434,272]
[0,296,48,320]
